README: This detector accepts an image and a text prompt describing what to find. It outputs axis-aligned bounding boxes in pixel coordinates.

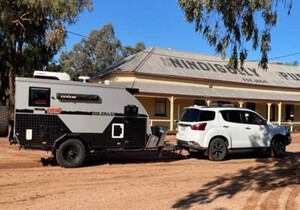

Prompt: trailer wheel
[56,139,86,168]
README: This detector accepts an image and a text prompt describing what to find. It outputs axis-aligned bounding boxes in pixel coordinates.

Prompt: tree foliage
[0,0,92,120]
[122,42,146,58]
[284,61,299,66]
[60,24,145,79]
[178,0,293,69]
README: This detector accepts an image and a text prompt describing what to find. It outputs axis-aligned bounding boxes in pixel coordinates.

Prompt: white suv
[176,105,292,161]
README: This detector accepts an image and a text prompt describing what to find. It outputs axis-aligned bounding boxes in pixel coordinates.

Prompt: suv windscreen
[181,109,215,122]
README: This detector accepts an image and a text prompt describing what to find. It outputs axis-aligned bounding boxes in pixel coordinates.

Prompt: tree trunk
[8,40,16,122]
[0,72,3,105]
[8,64,15,122]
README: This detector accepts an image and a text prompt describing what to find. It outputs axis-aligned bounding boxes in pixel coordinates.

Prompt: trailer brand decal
[93,112,115,116]
[59,95,76,99]
[101,112,115,116]
[57,93,101,103]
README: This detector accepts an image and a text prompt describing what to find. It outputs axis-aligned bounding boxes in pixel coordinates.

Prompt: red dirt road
[0,135,299,210]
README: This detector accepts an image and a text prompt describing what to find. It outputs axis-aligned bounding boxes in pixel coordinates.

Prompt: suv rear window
[181,109,215,122]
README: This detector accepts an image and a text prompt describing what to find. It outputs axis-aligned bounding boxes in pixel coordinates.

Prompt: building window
[29,87,51,107]
[246,102,256,111]
[155,98,166,116]
[286,104,294,121]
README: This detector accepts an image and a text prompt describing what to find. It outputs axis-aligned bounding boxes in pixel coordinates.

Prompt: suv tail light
[191,123,207,131]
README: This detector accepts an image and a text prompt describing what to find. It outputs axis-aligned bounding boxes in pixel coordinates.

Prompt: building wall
[255,103,267,119]
[174,99,195,120]
[137,97,196,129]
[137,97,156,117]
[294,105,300,121]
[137,97,170,128]
[137,95,300,132]
[92,49,300,132]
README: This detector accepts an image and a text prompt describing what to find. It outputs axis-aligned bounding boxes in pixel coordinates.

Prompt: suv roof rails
[188,104,237,109]
[206,103,236,108]
[221,104,236,107]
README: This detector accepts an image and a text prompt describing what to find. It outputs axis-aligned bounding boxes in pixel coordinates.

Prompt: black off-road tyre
[271,139,286,158]
[208,138,228,161]
[56,139,86,168]
[0,106,9,137]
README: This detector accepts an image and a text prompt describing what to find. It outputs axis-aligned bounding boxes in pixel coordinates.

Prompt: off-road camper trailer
[12,77,167,167]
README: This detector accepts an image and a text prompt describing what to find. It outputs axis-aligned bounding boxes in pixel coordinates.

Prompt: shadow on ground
[172,151,300,209]
[86,150,185,166]
[40,147,186,167]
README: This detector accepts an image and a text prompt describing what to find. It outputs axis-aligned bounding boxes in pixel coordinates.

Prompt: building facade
[92,47,300,131]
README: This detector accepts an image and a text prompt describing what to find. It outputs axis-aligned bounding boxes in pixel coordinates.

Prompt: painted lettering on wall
[277,72,300,81]
[242,78,268,84]
[159,57,260,77]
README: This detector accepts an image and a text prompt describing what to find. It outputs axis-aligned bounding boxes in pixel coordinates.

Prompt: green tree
[122,42,146,58]
[60,24,145,79]
[0,0,92,121]
[60,24,122,79]
[178,0,293,69]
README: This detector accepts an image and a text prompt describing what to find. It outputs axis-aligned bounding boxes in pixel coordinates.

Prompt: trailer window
[29,87,51,107]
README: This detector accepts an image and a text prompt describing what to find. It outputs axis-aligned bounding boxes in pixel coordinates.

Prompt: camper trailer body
[13,77,166,167]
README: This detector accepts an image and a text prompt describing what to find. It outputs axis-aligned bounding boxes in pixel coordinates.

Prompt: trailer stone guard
[12,77,167,168]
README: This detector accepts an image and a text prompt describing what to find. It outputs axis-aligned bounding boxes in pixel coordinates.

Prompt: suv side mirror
[259,119,267,125]
[255,117,266,125]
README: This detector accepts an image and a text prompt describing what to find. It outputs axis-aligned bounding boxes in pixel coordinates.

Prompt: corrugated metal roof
[95,47,300,89]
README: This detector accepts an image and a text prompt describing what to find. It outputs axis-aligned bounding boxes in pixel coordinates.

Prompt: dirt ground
[0,134,299,210]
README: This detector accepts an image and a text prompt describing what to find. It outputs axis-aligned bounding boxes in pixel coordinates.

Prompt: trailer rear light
[191,123,207,131]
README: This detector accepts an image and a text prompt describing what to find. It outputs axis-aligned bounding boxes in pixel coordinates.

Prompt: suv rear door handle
[223,125,229,128]
[245,127,251,130]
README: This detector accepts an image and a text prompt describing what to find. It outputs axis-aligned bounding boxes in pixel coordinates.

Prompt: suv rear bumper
[177,139,207,152]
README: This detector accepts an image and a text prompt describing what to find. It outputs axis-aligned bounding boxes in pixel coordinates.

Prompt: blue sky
[63,0,300,63]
